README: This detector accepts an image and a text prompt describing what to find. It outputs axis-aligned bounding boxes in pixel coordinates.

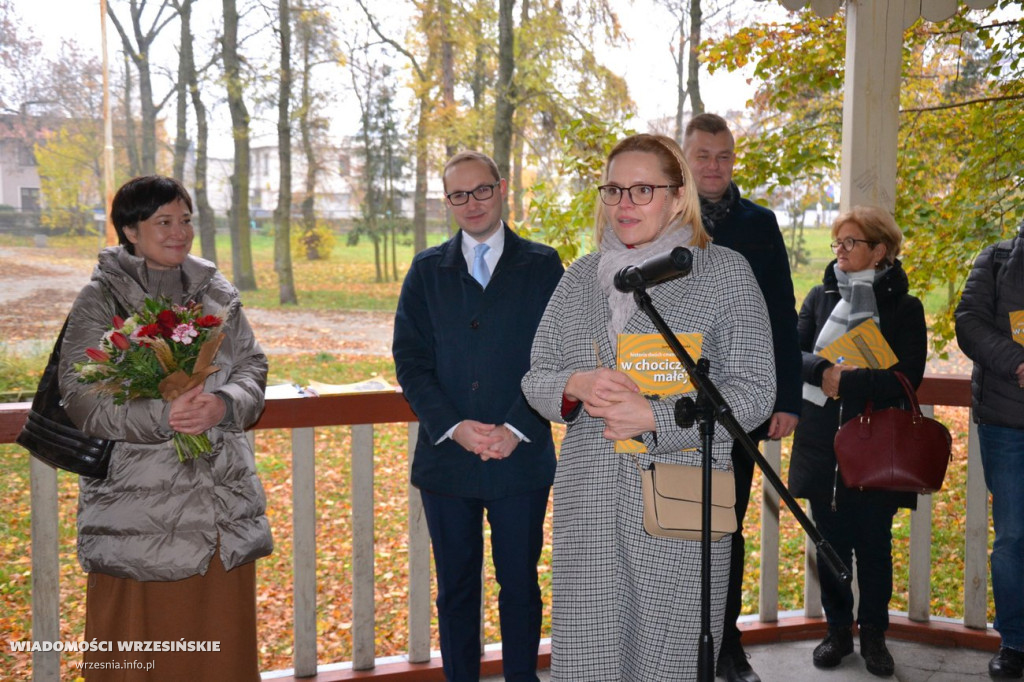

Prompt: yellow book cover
[818,318,897,369]
[614,332,703,453]
[1011,310,1024,347]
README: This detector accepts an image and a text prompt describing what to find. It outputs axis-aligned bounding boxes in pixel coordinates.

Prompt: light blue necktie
[472,243,491,287]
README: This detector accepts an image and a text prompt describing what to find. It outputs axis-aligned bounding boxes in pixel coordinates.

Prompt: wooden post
[839,0,906,213]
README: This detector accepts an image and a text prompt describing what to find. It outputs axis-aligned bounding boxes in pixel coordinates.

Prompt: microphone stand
[630,285,851,682]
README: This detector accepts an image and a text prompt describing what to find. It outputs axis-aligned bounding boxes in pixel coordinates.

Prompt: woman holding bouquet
[58,175,272,680]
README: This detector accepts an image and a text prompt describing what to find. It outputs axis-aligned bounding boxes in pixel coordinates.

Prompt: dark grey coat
[59,247,273,581]
[956,224,1024,429]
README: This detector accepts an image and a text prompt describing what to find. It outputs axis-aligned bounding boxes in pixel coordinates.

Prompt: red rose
[136,324,161,338]
[156,309,178,337]
[110,332,131,350]
[112,315,125,329]
[195,315,222,328]
[85,347,110,362]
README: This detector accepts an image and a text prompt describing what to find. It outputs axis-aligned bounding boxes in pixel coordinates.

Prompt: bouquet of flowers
[76,297,226,462]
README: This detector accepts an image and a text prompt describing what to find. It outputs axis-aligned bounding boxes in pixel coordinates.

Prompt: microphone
[614,246,693,293]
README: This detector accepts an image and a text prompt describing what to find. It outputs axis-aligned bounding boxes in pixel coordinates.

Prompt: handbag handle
[858,370,921,421]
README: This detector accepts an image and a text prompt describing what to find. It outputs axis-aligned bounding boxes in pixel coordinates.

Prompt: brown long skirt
[81,551,260,682]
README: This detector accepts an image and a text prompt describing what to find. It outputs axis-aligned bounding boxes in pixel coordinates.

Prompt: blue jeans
[979,423,1024,651]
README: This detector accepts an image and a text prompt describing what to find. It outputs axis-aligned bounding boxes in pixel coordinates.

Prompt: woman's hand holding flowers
[169,385,226,435]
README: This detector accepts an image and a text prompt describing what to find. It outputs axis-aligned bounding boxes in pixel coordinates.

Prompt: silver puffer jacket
[59,247,273,581]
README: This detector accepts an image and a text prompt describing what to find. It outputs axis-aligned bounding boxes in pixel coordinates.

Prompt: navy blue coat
[393,225,564,499]
[704,191,802,434]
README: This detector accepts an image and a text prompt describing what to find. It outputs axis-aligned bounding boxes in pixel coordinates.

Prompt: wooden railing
[0,374,1000,681]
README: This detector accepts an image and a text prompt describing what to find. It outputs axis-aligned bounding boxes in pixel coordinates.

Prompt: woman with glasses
[789,205,926,677]
[522,134,776,679]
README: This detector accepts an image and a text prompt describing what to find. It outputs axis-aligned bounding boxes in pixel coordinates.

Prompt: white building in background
[205,137,447,224]
[0,115,45,211]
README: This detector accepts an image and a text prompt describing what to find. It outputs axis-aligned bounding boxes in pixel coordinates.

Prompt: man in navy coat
[684,114,802,682]
[393,150,564,682]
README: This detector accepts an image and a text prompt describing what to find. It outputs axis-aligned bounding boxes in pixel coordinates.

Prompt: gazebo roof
[780,0,997,24]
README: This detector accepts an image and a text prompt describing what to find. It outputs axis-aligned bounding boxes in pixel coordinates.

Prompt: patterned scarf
[596,219,694,352]
[802,264,887,405]
[698,181,739,234]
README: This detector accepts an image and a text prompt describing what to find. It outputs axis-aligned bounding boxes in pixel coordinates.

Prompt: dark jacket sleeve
[956,244,1024,378]
[501,250,565,441]
[760,215,802,416]
[798,285,832,386]
[392,256,463,444]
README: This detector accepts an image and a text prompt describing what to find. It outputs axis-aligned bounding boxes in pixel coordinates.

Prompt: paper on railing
[306,378,393,395]
[265,383,314,399]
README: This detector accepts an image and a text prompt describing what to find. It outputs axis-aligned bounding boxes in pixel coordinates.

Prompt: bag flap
[650,462,736,508]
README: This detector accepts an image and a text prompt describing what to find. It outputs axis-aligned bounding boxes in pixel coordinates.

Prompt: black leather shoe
[859,625,895,677]
[716,642,761,682]
[990,647,1024,679]
[812,627,854,669]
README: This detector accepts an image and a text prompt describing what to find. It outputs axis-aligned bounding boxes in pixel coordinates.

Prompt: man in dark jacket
[683,114,802,682]
[956,222,1024,679]
[393,150,564,682]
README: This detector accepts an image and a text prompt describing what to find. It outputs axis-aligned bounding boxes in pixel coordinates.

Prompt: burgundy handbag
[833,371,952,494]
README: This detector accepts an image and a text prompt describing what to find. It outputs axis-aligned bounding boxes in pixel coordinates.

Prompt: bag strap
[851,370,919,421]
[892,370,922,417]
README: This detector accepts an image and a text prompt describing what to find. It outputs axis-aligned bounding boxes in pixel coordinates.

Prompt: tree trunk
[222,0,257,290]
[179,0,216,263]
[122,55,140,176]
[412,99,428,254]
[299,31,319,257]
[173,0,191,181]
[492,0,515,221]
[675,13,686,143]
[189,68,216,263]
[686,0,704,115]
[274,0,297,304]
[440,0,456,159]
[106,0,169,174]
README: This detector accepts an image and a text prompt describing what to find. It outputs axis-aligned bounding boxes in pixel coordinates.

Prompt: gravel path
[0,246,395,357]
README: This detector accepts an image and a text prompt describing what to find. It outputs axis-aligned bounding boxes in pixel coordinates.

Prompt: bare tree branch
[901,93,1024,113]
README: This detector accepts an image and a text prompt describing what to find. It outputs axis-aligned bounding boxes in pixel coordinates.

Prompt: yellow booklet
[818,318,897,369]
[1011,310,1024,347]
[614,332,703,453]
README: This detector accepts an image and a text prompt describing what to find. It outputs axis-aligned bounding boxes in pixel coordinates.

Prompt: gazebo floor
[262,614,1002,681]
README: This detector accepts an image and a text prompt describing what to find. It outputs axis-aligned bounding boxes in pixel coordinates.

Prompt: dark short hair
[684,113,731,139]
[111,175,193,254]
[442,151,500,192]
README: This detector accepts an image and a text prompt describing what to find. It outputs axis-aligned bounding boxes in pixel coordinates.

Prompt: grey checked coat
[522,243,776,681]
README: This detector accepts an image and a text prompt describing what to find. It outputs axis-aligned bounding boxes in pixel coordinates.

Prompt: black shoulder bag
[17,316,115,479]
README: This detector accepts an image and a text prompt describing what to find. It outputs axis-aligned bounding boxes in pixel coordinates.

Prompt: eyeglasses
[831,237,878,253]
[446,181,500,206]
[597,184,679,206]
